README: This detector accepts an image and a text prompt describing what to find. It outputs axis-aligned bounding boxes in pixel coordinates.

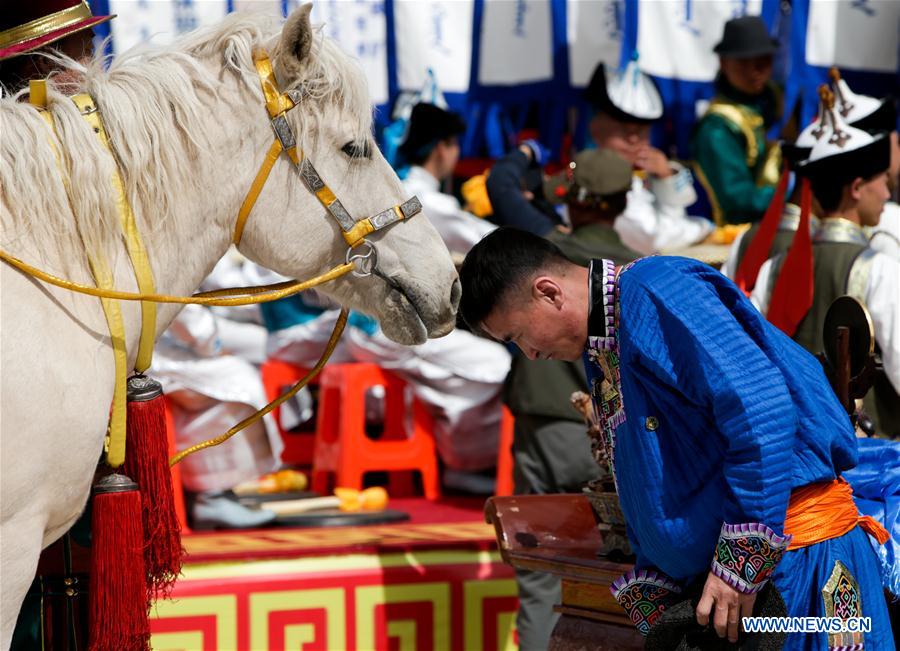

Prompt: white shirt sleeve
[648,162,697,208]
[870,202,900,261]
[750,257,778,315]
[404,175,495,256]
[721,230,747,280]
[615,176,714,256]
[866,254,900,393]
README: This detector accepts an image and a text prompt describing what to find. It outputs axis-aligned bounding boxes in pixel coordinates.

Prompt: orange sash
[784,477,889,550]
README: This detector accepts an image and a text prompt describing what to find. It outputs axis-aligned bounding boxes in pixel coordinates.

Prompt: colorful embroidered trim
[611,568,682,636]
[711,522,791,594]
[823,560,865,650]
[587,258,617,351]
[584,259,638,486]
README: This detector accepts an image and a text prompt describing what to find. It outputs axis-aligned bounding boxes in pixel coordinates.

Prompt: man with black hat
[752,86,900,439]
[400,102,495,257]
[691,15,782,225]
[585,56,713,255]
[0,0,114,93]
[503,149,640,650]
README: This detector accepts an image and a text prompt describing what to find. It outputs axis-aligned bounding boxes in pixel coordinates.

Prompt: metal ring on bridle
[346,240,377,278]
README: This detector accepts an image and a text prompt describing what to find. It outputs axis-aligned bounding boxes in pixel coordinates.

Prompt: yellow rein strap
[0,249,353,306]
[169,309,349,466]
[71,93,158,373]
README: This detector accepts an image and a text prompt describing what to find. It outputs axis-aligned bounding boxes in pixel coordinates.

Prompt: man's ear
[532,276,563,308]
[849,177,864,202]
[274,3,314,86]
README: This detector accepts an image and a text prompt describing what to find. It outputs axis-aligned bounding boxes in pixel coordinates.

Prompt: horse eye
[341,141,371,159]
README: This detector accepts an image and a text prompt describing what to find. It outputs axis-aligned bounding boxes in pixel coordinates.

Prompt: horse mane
[0,12,373,271]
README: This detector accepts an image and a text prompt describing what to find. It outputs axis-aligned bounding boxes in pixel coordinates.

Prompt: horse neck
[133,66,271,335]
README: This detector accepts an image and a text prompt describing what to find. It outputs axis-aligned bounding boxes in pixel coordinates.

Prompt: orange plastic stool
[495,406,516,496]
[311,363,441,499]
[260,358,318,467]
[164,397,191,534]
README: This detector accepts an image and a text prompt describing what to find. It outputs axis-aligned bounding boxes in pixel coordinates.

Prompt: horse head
[231,5,459,345]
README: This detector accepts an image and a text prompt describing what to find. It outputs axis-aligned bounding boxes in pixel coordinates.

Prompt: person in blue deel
[458,227,894,649]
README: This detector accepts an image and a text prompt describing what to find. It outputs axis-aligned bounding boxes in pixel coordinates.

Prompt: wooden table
[485,494,643,650]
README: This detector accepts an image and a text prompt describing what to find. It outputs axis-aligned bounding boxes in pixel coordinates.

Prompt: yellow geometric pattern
[150,594,238,651]
[356,582,451,650]
[464,579,519,651]
[150,549,517,651]
[249,588,345,650]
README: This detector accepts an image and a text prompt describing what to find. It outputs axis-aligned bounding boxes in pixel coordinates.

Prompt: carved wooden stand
[485,494,643,650]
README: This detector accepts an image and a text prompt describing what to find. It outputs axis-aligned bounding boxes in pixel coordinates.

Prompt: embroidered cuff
[610,568,681,636]
[711,522,792,594]
[649,161,697,207]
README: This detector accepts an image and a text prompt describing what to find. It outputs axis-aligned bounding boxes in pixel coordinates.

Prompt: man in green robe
[691,16,782,225]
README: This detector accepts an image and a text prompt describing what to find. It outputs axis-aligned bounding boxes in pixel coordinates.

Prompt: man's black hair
[458,228,571,331]
[810,177,844,213]
[811,170,883,214]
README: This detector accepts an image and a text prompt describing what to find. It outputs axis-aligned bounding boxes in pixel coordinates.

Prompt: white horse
[0,5,458,645]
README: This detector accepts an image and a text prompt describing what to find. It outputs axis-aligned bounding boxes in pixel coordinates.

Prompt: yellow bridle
[1,49,420,467]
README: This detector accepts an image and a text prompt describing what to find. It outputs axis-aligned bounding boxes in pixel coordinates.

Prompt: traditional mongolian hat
[544,148,633,206]
[829,67,896,135]
[713,15,777,59]
[585,54,663,124]
[734,87,830,294]
[398,102,466,161]
[797,95,891,189]
[0,0,114,62]
[767,90,890,337]
[780,89,830,169]
[645,579,788,650]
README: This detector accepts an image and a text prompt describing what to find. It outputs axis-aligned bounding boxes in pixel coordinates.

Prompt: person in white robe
[585,57,714,255]
[750,96,899,438]
[153,259,283,529]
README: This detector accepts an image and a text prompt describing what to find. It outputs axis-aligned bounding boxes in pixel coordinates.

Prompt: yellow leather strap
[0,249,354,305]
[88,255,129,467]
[71,93,158,372]
[233,138,283,244]
[170,308,349,466]
[254,53,295,118]
[27,86,128,466]
[343,218,376,248]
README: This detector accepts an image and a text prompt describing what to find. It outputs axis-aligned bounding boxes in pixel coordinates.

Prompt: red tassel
[89,474,150,651]
[124,375,183,599]
[768,179,815,337]
[735,162,791,294]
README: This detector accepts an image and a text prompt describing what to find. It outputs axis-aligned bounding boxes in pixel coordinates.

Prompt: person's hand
[634,145,674,178]
[696,571,757,643]
[519,139,548,166]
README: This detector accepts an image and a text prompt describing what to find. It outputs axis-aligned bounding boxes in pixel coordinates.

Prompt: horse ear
[275,3,314,82]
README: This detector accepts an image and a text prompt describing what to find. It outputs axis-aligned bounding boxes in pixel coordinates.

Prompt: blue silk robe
[583,256,892,649]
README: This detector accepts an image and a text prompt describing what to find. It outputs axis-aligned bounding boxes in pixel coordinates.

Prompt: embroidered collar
[587,259,618,351]
[814,218,870,246]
